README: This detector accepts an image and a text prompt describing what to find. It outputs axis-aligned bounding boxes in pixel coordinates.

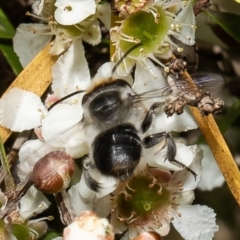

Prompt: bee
[49,73,200,192]
[48,57,223,191]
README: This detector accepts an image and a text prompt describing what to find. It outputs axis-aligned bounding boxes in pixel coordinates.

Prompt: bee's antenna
[112,43,142,75]
[48,90,85,111]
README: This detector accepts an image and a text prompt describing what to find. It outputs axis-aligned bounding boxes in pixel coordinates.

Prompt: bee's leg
[141,102,164,133]
[83,158,100,192]
[142,132,197,179]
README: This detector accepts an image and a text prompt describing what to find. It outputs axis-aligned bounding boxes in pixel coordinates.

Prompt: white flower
[111,0,196,75]
[13,1,110,67]
[0,39,90,159]
[109,146,218,240]
[63,211,114,240]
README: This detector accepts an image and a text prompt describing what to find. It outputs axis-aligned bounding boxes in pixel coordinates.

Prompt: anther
[177,47,183,52]
[164,67,170,73]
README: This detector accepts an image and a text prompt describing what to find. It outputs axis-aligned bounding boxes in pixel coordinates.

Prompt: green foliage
[0,7,22,75]
[205,9,240,44]
[41,232,62,240]
[12,224,29,240]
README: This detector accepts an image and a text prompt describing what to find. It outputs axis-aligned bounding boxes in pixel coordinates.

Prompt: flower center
[116,174,170,225]
[119,6,170,59]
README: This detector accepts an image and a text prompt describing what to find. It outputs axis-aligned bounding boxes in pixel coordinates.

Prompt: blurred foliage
[0,7,22,75]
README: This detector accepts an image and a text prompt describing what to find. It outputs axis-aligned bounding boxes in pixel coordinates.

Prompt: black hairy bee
[48,57,224,191]
[49,73,198,191]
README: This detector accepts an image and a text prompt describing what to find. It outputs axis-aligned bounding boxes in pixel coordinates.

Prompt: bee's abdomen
[93,123,141,181]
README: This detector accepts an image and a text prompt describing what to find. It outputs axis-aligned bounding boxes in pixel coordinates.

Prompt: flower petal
[32,0,44,15]
[176,1,196,45]
[79,169,119,199]
[0,88,47,132]
[96,3,111,30]
[171,205,219,240]
[54,0,96,25]
[13,24,52,67]
[52,39,91,98]
[41,103,83,143]
[155,107,198,132]
[45,122,88,158]
[68,182,112,217]
[19,186,51,220]
[83,20,101,46]
[148,143,198,172]
[92,62,133,85]
[198,144,225,191]
[168,145,203,191]
[171,191,195,206]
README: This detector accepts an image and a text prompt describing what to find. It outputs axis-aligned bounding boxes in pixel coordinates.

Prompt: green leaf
[205,9,240,43]
[218,99,240,134]
[0,8,15,39]
[41,232,62,240]
[0,8,22,75]
[0,40,23,75]
[0,136,15,190]
[12,224,29,240]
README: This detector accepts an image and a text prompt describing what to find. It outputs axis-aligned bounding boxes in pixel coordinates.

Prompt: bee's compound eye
[93,123,141,180]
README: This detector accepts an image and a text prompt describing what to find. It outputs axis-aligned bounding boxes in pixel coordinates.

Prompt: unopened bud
[63,211,114,240]
[31,151,75,194]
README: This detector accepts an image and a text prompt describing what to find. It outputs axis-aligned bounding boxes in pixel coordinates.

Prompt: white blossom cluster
[0,0,223,239]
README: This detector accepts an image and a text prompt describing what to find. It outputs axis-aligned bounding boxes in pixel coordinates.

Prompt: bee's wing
[192,72,224,95]
[131,72,224,104]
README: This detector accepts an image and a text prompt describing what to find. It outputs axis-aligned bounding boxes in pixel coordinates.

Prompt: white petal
[154,218,171,236]
[19,186,51,220]
[79,169,119,199]
[68,182,96,215]
[198,144,225,191]
[49,34,72,55]
[18,139,58,180]
[111,212,128,234]
[46,123,88,158]
[155,107,198,132]
[54,0,96,25]
[176,1,196,45]
[168,145,203,191]
[134,61,169,109]
[13,24,52,67]
[96,3,111,30]
[32,0,44,15]
[134,61,166,94]
[68,181,112,217]
[83,20,101,46]
[0,88,47,131]
[149,143,197,172]
[41,103,83,143]
[92,62,133,85]
[172,205,219,240]
[95,195,112,218]
[52,39,91,98]
[171,191,195,206]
